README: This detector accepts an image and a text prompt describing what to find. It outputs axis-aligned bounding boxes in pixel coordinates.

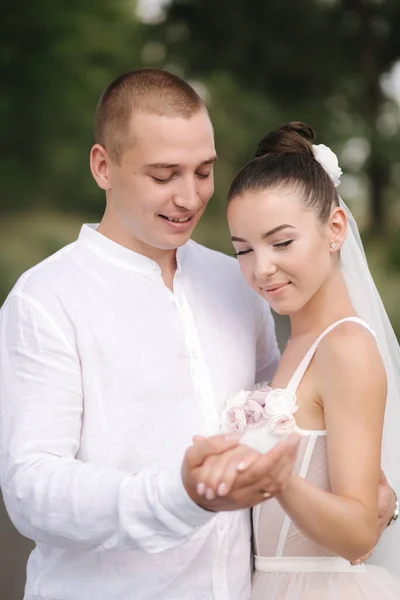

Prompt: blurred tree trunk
[356,0,388,231]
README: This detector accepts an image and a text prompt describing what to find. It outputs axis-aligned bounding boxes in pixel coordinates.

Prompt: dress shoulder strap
[286,317,376,394]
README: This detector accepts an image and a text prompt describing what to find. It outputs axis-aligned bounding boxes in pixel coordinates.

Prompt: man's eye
[235,249,252,256]
[273,240,294,248]
[196,172,211,179]
[152,176,173,184]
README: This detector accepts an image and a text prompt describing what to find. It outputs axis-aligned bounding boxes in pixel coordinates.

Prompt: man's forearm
[2,455,212,553]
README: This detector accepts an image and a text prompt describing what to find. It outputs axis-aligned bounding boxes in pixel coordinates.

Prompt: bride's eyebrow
[231,225,295,243]
[262,225,295,239]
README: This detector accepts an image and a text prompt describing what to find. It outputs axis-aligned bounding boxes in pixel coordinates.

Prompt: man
[0,69,395,600]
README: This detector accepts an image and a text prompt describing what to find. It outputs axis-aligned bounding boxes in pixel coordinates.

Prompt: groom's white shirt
[0,225,279,600]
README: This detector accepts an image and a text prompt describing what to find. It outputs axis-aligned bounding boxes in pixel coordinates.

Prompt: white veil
[340,200,400,575]
[312,144,400,574]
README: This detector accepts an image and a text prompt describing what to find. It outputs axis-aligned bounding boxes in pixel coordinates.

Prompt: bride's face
[227,186,339,315]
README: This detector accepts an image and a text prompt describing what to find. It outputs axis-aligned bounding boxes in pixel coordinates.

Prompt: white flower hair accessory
[312,143,342,188]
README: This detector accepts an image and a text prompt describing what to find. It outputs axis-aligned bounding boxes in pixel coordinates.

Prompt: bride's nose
[254,256,278,282]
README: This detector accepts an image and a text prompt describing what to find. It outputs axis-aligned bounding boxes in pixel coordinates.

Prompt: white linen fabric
[0,225,279,600]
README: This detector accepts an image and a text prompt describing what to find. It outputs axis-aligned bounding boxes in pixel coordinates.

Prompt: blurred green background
[2,0,400,328]
[1,0,400,597]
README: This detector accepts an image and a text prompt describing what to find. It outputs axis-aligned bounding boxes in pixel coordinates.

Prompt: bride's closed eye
[273,240,294,248]
[235,240,294,256]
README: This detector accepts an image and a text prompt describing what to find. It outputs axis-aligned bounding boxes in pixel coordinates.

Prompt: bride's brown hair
[228,122,339,222]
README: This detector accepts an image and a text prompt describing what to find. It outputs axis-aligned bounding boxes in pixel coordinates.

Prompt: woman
[197,122,400,598]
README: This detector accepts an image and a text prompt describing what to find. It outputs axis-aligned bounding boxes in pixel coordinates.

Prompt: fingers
[183,432,299,513]
[195,445,261,499]
[351,550,372,565]
[185,433,241,469]
[218,448,260,495]
[377,475,396,528]
[195,454,224,500]
[234,434,300,492]
[379,469,388,486]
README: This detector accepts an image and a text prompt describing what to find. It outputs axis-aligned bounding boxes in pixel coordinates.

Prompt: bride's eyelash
[235,240,293,256]
[273,240,294,248]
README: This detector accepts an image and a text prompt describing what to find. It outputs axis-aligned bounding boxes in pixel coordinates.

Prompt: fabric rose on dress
[248,385,272,406]
[263,388,298,435]
[264,389,298,417]
[221,390,268,433]
[268,414,297,435]
[220,386,299,439]
[312,143,342,187]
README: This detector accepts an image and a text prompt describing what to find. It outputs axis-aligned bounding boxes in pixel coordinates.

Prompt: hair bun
[254,121,316,159]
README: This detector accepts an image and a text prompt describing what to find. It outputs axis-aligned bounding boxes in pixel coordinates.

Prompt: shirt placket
[172,279,220,436]
[213,514,231,600]
[173,278,231,600]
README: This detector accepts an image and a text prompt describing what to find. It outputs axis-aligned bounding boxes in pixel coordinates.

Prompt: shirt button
[218,519,226,531]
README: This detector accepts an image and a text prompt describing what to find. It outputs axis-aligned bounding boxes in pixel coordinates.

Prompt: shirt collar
[78,224,188,274]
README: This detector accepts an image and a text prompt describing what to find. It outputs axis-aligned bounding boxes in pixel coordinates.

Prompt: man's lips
[159,214,195,223]
[158,213,198,232]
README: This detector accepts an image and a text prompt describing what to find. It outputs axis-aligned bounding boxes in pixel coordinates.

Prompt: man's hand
[182,433,300,512]
[351,470,396,565]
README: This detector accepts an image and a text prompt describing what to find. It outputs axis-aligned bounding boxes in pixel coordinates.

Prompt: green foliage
[1,0,399,334]
[0,0,143,215]
[386,235,400,272]
[146,0,400,230]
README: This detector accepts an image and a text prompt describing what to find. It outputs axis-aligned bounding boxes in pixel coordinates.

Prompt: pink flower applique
[221,390,267,434]
[221,386,298,436]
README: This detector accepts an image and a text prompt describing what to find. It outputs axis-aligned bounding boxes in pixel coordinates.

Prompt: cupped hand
[351,470,396,565]
[182,432,300,512]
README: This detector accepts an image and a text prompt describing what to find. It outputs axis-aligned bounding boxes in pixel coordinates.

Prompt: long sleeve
[0,294,213,553]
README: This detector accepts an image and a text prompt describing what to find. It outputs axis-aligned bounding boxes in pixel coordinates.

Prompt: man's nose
[173,177,202,211]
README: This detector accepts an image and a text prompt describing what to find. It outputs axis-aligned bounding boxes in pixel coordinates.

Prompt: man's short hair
[94,68,206,163]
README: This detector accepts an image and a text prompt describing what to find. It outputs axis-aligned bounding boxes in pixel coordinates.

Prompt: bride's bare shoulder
[314,320,386,392]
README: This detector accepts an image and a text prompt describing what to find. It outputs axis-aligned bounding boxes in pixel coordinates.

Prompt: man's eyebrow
[231,224,295,243]
[201,156,218,165]
[144,156,218,169]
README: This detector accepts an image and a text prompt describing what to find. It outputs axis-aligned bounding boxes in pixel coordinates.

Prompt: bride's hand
[182,433,300,511]
[192,442,261,500]
[351,470,396,565]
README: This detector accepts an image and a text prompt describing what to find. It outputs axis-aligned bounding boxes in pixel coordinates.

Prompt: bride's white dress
[250,317,400,599]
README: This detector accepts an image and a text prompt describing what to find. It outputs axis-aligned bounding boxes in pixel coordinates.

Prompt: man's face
[102,109,216,254]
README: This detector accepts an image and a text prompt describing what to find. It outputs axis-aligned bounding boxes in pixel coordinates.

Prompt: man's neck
[97,219,178,290]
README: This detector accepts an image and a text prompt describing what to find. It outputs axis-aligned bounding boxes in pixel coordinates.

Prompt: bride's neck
[289,268,356,339]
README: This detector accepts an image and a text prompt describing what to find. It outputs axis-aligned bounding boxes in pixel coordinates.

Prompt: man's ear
[90,144,112,191]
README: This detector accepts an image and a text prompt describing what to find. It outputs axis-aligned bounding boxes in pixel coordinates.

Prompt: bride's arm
[276,325,386,562]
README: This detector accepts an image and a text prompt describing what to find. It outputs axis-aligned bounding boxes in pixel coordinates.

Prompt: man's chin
[157,228,196,251]
[157,235,192,251]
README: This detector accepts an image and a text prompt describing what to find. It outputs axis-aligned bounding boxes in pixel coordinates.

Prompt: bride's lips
[262,282,291,296]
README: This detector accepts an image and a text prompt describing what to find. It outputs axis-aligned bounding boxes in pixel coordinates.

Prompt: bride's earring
[330,242,337,249]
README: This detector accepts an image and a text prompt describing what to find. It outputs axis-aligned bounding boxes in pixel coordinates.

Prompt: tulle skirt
[252,558,400,599]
